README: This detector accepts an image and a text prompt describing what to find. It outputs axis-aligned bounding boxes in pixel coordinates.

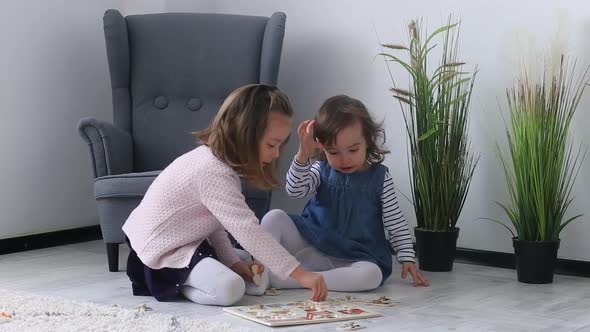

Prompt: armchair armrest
[77,117,133,178]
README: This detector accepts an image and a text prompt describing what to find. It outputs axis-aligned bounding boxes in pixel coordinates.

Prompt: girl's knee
[260,209,290,229]
[218,273,245,306]
[357,262,382,290]
[184,258,246,306]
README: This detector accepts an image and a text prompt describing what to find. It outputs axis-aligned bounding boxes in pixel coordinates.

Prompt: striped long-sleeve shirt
[286,158,415,263]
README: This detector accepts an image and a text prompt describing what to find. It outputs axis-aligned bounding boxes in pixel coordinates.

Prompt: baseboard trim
[455,247,590,278]
[2,229,588,278]
[0,225,102,255]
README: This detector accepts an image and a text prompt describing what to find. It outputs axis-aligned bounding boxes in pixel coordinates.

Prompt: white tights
[181,248,267,306]
[260,209,382,292]
[181,208,383,306]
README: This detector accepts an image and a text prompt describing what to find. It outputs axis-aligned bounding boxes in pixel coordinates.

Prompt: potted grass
[493,56,588,284]
[379,18,479,271]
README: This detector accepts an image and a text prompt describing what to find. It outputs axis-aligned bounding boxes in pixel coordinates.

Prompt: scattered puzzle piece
[264,288,281,296]
[132,303,152,312]
[365,296,395,307]
[338,321,366,331]
[0,311,13,319]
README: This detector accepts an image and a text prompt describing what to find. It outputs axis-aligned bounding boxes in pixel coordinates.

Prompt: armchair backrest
[103,9,286,171]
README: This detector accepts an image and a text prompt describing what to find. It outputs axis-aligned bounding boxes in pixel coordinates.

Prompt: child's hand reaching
[290,266,328,301]
[296,120,321,163]
[401,262,430,287]
[230,261,264,283]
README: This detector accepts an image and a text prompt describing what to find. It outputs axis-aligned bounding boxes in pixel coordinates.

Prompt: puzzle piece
[338,321,366,331]
[0,311,13,319]
[264,288,281,296]
[132,303,152,312]
[251,265,262,286]
[247,304,266,311]
[364,296,395,307]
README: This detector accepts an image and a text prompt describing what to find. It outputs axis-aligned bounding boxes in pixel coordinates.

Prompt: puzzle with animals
[223,296,392,327]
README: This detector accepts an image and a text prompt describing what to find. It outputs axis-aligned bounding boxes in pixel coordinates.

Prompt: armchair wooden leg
[106,243,119,272]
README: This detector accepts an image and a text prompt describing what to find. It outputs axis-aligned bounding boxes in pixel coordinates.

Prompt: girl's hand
[401,262,430,287]
[231,261,264,283]
[290,266,328,301]
[296,120,321,163]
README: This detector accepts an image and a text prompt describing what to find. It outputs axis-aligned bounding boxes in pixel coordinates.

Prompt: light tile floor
[1,241,589,331]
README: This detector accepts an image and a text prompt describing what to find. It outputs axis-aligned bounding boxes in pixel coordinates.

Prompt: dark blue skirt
[126,239,217,302]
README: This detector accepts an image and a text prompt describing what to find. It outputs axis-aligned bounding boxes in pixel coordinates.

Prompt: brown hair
[314,95,389,164]
[196,84,293,189]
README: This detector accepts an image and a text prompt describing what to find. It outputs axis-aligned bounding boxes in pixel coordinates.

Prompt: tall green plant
[496,56,588,241]
[379,18,479,231]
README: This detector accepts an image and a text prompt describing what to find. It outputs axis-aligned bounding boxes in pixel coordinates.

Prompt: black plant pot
[513,238,560,284]
[414,227,460,272]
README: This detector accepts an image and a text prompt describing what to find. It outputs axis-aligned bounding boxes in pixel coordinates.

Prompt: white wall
[3,1,589,262]
[166,0,590,261]
[0,1,165,239]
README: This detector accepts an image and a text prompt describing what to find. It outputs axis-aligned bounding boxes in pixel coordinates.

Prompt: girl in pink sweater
[123,84,327,306]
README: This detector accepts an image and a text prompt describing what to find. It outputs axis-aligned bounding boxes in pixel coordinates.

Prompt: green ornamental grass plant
[495,56,589,241]
[380,17,478,232]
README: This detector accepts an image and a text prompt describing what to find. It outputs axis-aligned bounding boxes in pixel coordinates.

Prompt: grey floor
[0,240,589,331]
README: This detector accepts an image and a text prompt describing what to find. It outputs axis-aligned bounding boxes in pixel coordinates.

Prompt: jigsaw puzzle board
[223,297,382,327]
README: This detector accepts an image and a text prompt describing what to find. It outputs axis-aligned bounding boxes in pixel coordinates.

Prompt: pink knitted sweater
[122,146,300,280]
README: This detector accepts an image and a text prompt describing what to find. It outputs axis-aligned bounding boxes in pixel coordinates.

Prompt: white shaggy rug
[0,289,254,332]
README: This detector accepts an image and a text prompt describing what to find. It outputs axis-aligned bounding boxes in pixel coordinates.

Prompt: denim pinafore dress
[290,162,393,281]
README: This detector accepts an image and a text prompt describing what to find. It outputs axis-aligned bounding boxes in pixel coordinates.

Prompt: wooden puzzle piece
[338,321,366,331]
[132,303,152,311]
[251,265,262,286]
[264,288,281,296]
[364,296,395,307]
[0,311,13,319]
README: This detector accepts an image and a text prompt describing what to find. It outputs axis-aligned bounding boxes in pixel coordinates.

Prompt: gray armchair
[78,9,286,272]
